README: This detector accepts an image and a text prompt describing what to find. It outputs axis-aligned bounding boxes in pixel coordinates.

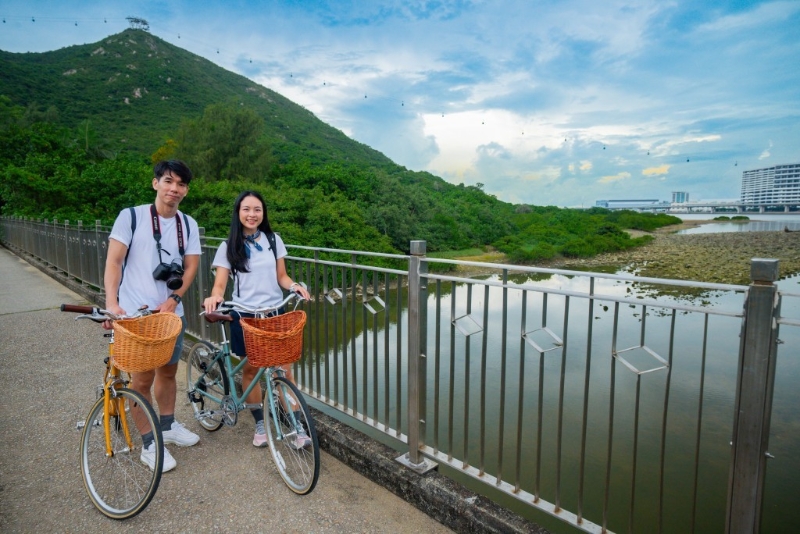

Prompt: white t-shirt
[109,204,201,316]
[212,232,288,309]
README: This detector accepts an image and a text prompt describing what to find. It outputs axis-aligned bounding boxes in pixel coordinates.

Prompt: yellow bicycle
[62,304,181,519]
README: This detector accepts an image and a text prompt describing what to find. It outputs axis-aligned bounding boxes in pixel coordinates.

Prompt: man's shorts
[166,315,187,366]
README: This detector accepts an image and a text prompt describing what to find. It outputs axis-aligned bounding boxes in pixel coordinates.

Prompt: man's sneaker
[163,420,200,446]
[289,431,312,450]
[140,442,176,472]
[253,421,267,448]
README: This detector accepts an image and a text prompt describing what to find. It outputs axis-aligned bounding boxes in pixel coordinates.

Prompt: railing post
[726,258,780,534]
[77,220,85,283]
[196,226,207,302]
[64,219,71,277]
[95,220,104,293]
[396,240,436,473]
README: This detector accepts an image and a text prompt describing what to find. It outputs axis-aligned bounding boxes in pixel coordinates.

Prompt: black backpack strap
[183,212,191,240]
[267,232,277,261]
[120,207,136,284]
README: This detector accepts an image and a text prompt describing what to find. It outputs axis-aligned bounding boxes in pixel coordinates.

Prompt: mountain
[0,28,392,168]
[1,29,677,259]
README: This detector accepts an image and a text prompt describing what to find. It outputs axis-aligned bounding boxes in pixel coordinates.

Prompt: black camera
[153,260,184,290]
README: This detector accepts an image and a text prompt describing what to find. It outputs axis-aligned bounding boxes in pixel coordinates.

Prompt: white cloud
[598,172,631,184]
[759,140,774,160]
[0,0,798,207]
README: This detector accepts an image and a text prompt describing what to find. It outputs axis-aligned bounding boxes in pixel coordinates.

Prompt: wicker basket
[112,313,183,373]
[241,311,307,368]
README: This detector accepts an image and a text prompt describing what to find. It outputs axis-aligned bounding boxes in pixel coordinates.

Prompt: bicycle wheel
[264,376,320,495]
[80,388,163,519]
[186,340,229,431]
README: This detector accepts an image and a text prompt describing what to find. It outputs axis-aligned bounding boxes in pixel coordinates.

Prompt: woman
[203,191,311,447]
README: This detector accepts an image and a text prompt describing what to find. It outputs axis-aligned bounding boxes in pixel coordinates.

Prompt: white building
[672,191,690,203]
[740,163,800,204]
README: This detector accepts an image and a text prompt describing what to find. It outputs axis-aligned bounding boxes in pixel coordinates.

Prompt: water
[302,270,800,533]
[675,213,800,234]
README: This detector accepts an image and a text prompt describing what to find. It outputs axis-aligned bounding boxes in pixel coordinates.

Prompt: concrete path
[0,246,453,533]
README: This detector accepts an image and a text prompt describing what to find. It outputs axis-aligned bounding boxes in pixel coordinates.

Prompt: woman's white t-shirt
[211,232,288,308]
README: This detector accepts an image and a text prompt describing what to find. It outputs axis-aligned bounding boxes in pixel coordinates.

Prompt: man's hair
[153,160,193,185]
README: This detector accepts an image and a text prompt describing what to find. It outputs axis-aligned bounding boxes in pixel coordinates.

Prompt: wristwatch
[169,294,182,303]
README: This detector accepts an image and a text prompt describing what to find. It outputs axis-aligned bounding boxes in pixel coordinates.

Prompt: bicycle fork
[267,383,303,442]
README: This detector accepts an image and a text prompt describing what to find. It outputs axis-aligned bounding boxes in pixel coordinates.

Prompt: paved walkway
[0,246,452,533]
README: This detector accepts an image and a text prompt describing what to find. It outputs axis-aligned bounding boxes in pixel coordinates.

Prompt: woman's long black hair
[226,190,273,275]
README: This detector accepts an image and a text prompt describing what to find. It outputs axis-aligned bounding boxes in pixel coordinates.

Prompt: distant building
[595,199,664,209]
[672,191,690,203]
[741,163,800,204]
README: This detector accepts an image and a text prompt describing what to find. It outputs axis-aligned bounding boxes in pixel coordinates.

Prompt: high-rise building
[740,163,800,203]
[672,191,690,203]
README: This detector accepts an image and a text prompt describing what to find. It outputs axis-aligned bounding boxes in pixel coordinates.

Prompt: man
[104,160,201,472]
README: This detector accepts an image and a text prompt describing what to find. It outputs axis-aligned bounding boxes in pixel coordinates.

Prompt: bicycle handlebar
[203,287,306,317]
[60,304,156,322]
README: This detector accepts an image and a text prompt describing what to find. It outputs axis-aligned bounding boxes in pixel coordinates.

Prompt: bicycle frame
[193,317,290,423]
[190,293,307,440]
[102,331,135,458]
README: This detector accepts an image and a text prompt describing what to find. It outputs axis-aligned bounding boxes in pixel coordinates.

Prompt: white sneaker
[140,442,177,472]
[163,420,200,446]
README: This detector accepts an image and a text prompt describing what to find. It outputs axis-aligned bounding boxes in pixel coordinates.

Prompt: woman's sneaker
[163,420,200,446]
[289,431,312,450]
[140,443,177,472]
[253,421,267,447]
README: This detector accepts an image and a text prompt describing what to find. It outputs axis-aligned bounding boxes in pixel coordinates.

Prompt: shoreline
[553,229,800,284]
[455,224,800,285]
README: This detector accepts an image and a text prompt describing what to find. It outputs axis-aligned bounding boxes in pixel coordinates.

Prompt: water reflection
[300,265,800,533]
[678,220,800,234]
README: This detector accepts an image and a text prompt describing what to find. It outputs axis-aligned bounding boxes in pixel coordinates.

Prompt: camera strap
[149,204,185,264]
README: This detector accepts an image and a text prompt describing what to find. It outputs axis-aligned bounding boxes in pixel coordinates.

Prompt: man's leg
[158,317,199,446]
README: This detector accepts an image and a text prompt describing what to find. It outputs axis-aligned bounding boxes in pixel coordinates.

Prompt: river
[304,255,800,533]
[676,213,800,234]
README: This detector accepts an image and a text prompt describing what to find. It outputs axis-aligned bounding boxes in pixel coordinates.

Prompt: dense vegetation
[0,29,681,263]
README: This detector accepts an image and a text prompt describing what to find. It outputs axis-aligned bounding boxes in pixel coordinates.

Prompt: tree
[173,103,273,182]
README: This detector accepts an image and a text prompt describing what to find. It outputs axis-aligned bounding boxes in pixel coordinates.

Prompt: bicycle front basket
[113,313,182,373]
[241,310,306,368]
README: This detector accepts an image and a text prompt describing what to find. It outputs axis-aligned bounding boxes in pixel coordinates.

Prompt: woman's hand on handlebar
[203,295,224,314]
[289,283,311,301]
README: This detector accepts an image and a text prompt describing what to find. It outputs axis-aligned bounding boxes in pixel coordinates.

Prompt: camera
[153,260,184,290]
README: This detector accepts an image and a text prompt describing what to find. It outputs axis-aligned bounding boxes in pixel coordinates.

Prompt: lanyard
[149,204,185,259]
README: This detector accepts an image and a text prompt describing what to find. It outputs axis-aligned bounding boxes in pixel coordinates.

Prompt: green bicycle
[186,289,320,494]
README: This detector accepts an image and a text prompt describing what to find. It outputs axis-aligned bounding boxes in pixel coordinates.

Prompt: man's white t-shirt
[211,232,288,309]
[109,205,201,316]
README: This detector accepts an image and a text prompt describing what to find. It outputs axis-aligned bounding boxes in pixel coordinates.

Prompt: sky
[1,1,799,208]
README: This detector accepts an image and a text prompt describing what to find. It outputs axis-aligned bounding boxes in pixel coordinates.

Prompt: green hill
[0,28,679,260]
[0,28,391,167]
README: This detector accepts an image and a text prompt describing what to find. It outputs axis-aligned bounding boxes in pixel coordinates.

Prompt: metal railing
[2,215,793,534]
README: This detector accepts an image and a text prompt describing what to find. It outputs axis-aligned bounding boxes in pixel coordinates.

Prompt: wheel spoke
[80,389,162,519]
[265,376,320,495]
[186,341,228,432]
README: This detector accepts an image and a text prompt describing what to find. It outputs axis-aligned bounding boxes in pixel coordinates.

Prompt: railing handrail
[0,215,786,534]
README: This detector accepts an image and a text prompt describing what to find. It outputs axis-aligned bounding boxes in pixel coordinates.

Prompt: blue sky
[2,1,799,207]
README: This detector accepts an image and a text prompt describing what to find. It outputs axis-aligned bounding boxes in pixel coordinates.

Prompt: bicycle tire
[79,388,163,519]
[264,376,320,495]
[186,340,229,431]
